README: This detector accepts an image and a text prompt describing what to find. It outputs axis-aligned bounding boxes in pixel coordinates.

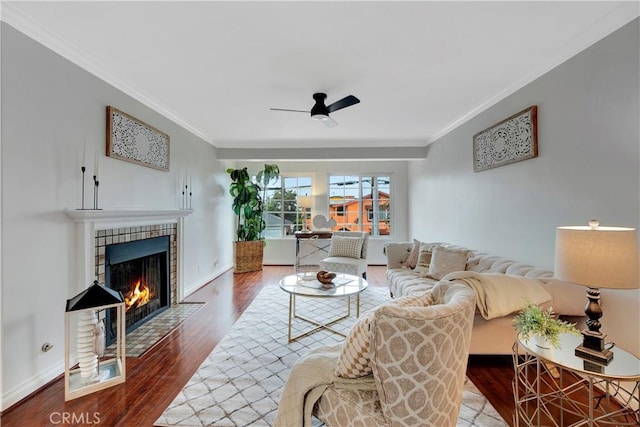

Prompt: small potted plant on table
[513,303,581,349]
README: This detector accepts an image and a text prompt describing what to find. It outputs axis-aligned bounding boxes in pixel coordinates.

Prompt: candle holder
[93,176,102,210]
[189,189,192,210]
[77,166,88,210]
[182,185,188,210]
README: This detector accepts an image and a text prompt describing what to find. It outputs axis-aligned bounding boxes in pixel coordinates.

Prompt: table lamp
[297,196,313,232]
[554,220,639,365]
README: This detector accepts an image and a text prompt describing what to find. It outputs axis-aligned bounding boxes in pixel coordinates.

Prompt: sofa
[385,241,585,355]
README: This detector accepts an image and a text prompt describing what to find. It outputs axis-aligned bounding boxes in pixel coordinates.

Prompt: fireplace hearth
[104,236,170,345]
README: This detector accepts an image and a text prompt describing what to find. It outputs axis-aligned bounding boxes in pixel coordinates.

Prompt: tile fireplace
[65,208,194,312]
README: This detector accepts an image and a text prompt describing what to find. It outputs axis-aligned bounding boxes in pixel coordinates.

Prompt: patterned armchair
[319,231,369,278]
[314,281,476,426]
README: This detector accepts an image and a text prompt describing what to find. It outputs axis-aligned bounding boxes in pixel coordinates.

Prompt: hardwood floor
[1,265,519,426]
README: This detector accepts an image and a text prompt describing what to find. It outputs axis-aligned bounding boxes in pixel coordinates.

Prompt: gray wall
[0,23,234,409]
[409,19,639,355]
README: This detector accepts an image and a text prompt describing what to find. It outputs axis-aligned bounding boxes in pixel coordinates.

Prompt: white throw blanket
[442,271,552,320]
[274,343,377,427]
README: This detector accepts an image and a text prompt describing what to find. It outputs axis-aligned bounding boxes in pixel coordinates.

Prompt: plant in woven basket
[227,165,281,242]
[513,303,581,349]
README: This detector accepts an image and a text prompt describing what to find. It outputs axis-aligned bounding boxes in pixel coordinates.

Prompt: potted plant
[513,303,581,349]
[227,165,279,273]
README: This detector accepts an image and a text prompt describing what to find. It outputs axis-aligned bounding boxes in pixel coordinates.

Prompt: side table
[513,332,640,426]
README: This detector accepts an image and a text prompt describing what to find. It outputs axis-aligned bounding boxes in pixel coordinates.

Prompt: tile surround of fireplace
[96,224,177,307]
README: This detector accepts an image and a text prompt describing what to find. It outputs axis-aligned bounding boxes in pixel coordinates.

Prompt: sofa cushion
[402,239,421,269]
[414,243,434,274]
[328,235,364,259]
[334,292,435,379]
[428,246,470,279]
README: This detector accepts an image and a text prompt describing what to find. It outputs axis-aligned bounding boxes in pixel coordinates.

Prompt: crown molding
[429,2,640,144]
[217,146,427,161]
[1,2,212,145]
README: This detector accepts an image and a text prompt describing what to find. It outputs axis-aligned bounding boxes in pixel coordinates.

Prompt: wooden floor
[1,266,520,426]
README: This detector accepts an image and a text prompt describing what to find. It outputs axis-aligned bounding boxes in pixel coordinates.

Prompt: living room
[1,1,639,424]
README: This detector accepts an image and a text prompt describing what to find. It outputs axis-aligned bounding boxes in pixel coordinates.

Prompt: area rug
[106,302,205,357]
[155,286,507,427]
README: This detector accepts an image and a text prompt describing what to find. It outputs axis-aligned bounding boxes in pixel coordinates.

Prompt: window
[261,176,312,237]
[328,175,391,236]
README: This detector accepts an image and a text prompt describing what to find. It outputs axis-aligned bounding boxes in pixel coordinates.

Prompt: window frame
[328,174,392,237]
[259,174,313,238]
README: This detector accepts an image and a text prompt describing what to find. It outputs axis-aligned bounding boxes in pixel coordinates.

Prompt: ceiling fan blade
[323,116,338,128]
[327,95,360,113]
[270,108,309,113]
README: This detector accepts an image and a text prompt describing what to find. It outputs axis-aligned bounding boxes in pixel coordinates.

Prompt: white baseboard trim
[2,360,65,412]
[182,264,233,299]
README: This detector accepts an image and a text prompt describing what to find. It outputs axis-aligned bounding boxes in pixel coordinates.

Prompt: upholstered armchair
[319,231,369,278]
[274,281,477,427]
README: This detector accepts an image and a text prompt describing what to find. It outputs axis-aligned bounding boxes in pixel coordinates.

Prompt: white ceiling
[3,1,639,150]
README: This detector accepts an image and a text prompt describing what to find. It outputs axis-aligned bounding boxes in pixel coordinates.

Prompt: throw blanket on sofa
[442,271,552,320]
[274,343,376,427]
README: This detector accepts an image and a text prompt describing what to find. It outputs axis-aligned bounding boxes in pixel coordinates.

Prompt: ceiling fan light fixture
[271,92,358,128]
[311,113,329,121]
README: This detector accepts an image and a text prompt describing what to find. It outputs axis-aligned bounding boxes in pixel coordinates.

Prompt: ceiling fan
[270,93,360,128]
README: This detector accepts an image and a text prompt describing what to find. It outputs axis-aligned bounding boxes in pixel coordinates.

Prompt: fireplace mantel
[65,208,193,228]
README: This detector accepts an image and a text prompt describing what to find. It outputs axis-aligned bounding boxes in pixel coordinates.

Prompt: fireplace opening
[104,235,170,345]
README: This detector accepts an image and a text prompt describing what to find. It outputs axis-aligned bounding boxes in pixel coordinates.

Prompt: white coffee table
[279,272,368,343]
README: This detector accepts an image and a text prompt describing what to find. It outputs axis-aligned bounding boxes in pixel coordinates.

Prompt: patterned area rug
[106,302,205,357]
[155,286,507,427]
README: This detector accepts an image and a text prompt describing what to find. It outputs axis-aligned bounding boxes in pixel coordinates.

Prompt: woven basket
[233,241,264,273]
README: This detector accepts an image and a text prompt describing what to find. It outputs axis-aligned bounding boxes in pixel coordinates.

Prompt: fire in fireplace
[104,236,170,345]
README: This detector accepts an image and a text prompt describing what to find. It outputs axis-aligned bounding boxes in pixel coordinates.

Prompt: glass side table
[513,333,640,426]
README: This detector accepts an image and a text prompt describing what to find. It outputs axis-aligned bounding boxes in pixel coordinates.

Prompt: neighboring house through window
[328,175,391,236]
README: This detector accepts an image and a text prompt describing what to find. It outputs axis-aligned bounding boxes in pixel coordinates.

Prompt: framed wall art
[473,105,538,172]
[106,106,170,171]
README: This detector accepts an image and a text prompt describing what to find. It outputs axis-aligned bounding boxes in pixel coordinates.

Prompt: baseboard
[1,360,65,412]
[183,264,233,299]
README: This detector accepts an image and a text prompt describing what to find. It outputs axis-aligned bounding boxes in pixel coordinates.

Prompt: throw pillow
[334,292,434,378]
[428,246,470,280]
[402,239,421,269]
[328,236,364,259]
[413,243,434,274]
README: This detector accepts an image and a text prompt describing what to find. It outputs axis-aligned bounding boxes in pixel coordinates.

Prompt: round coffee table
[279,272,368,343]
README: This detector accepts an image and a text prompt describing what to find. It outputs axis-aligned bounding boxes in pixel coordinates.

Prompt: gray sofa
[385,241,585,355]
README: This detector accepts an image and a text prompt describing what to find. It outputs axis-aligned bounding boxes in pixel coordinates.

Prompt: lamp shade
[297,196,313,209]
[555,224,639,289]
